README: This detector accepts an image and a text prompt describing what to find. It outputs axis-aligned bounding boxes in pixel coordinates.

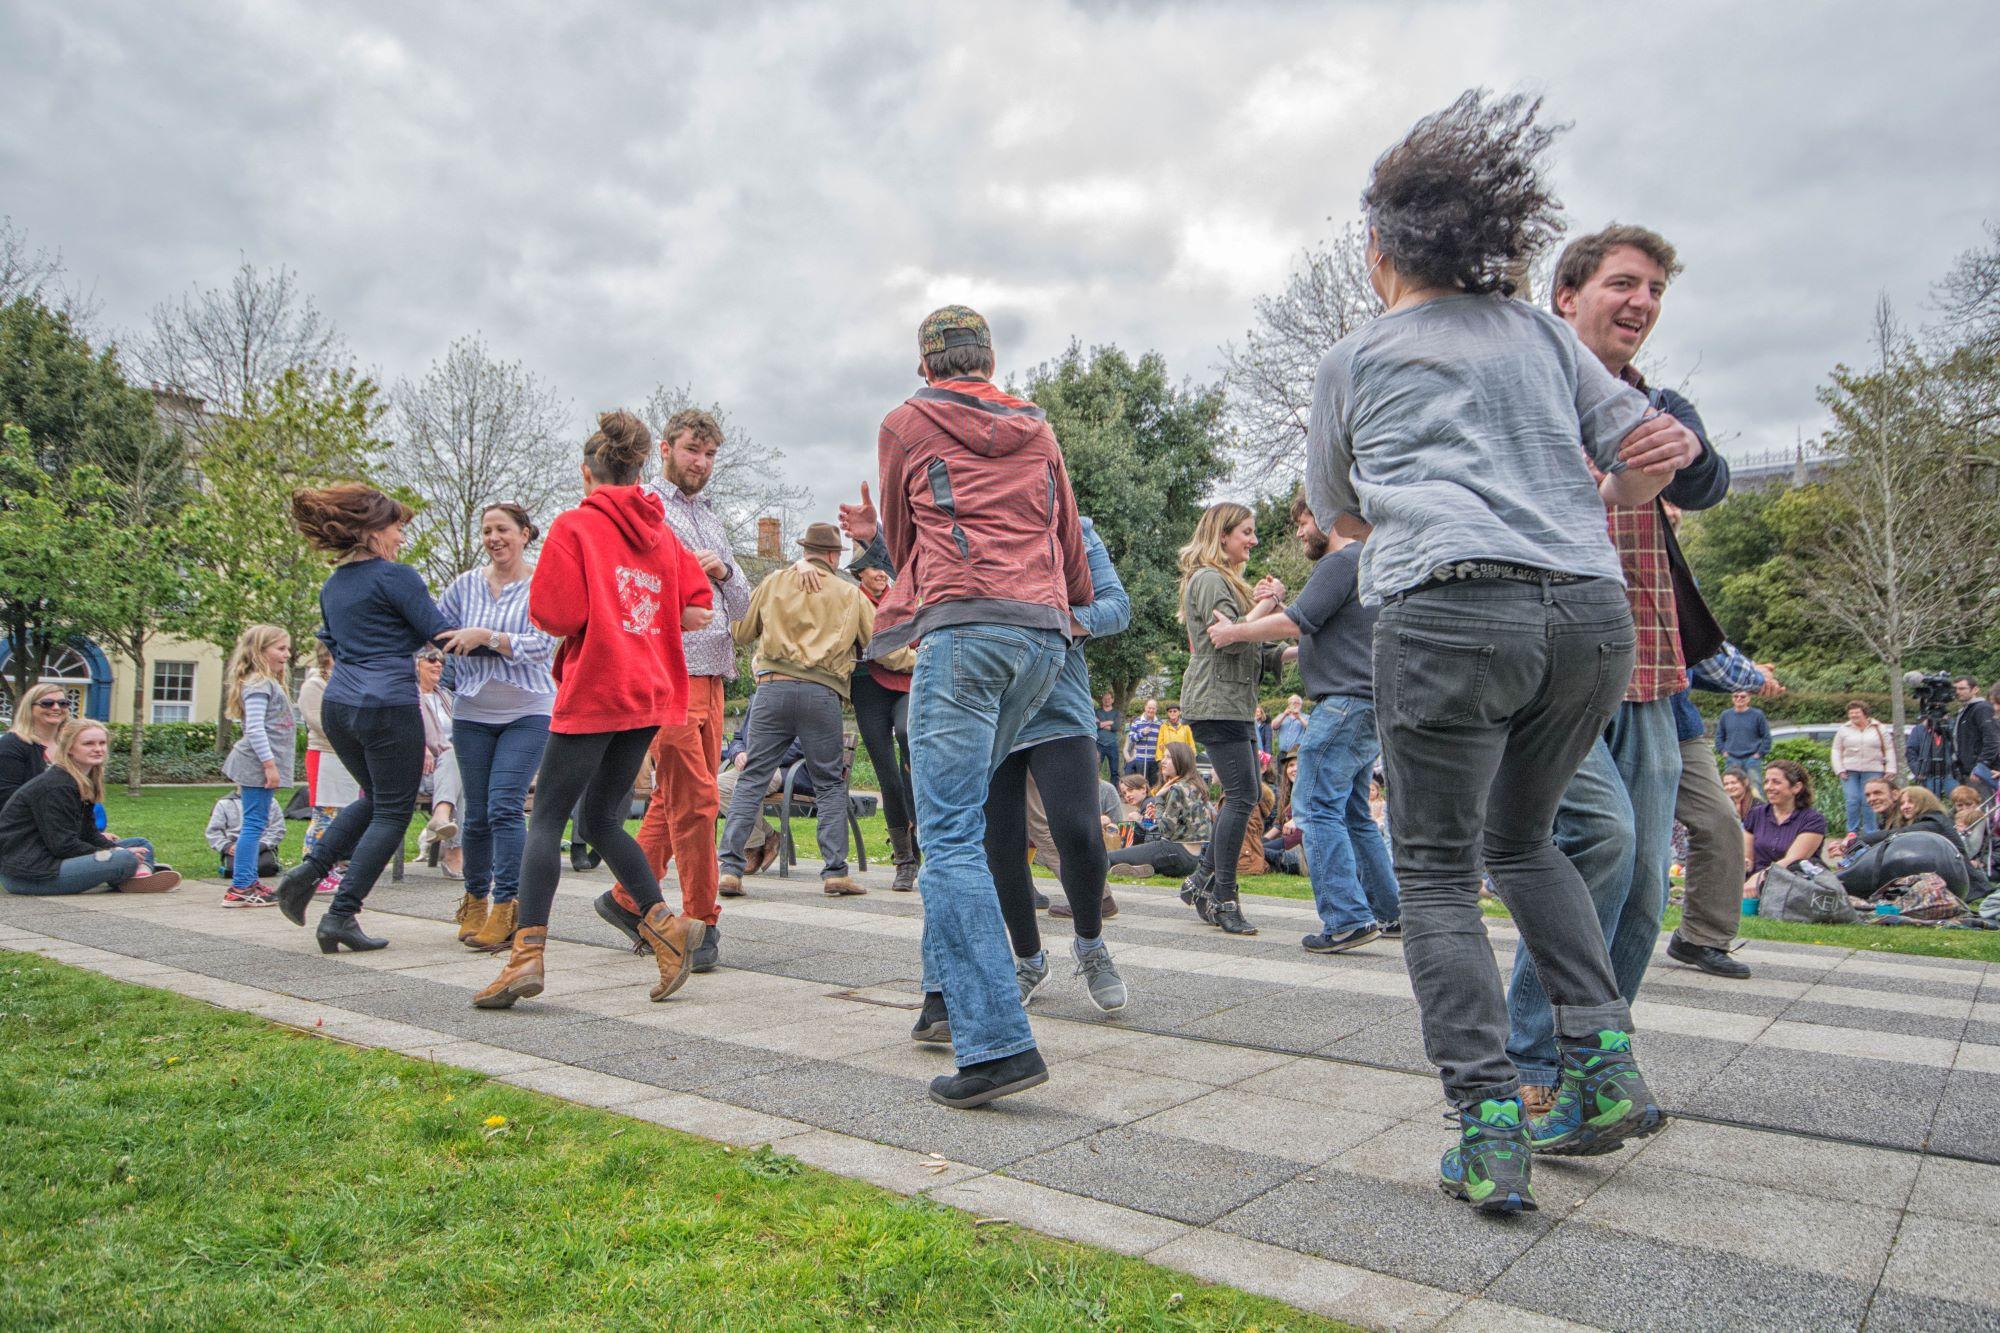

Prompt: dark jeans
[719,680,849,878]
[851,671,912,835]
[319,703,426,917]
[517,727,660,930]
[1192,718,1258,898]
[987,736,1107,956]
[1108,838,1201,878]
[1097,743,1119,780]
[1374,577,1636,1106]
[453,714,551,904]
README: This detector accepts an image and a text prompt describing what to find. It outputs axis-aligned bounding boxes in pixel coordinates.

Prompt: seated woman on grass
[0,720,179,895]
[1743,759,1827,888]
[1106,741,1212,880]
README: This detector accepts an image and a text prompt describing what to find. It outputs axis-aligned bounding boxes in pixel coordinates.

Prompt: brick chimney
[756,517,781,561]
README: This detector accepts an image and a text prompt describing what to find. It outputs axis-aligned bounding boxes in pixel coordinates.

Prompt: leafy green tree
[1021,342,1231,707]
[0,424,123,700]
[171,367,393,733]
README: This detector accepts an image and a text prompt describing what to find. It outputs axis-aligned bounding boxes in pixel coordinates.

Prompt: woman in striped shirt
[436,503,557,953]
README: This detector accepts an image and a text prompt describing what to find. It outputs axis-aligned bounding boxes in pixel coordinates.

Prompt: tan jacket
[732,557,874,700]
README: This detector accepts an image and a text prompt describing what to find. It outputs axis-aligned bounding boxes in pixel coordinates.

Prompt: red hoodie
[871,376,1090,652]
[531,485,713,735]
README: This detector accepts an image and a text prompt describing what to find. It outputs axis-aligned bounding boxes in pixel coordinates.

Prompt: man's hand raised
[839,482,879,547]
[1618,413,1701,476]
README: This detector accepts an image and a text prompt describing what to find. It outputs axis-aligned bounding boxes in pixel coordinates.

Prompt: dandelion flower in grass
[484,1115,507,1129]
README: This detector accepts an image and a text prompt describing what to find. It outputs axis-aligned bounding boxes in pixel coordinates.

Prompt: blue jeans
[1,837,153,895]
[910,624,1067,1068]
[1723,755,1763,788]
[1842,770,1884,834]
[233,787,275,890]
[453,714,551,903]
[1507,698,1680,1086]
[1294,695,1399,934]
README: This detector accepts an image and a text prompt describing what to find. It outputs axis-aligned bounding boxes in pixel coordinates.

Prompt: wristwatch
[487,628,501,650]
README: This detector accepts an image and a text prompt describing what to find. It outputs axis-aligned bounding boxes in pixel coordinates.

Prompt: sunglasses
[33,698,69,711]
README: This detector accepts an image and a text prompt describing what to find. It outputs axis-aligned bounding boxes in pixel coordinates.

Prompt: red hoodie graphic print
[530,485,713,735]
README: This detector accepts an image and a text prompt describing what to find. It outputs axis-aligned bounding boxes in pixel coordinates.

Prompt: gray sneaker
[1073,942,1127,1013]
[1016,953,1050,1007]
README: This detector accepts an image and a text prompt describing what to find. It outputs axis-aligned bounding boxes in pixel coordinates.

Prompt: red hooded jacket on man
[870,375,1091,654]
[531,485,712,734]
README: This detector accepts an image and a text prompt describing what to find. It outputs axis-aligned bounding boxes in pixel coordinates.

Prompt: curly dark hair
[291,483,415,557]
[1362,89,1568,297]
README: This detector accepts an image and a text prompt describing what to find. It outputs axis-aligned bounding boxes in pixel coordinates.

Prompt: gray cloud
[2,0,1993,516]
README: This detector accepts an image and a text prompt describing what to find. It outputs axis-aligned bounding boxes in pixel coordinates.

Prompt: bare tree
[1219,220,1381,483]
[1936,221,2000,352]
[0,215,100,326]
[642,383,809,551]
[1784,298,1992,741]
[387,335,575,586]
[137,259,345,418]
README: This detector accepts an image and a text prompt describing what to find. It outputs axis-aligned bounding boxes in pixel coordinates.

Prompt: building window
[152,661,196,723]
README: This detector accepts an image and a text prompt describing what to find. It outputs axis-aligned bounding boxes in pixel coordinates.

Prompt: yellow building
[0,632,228,728]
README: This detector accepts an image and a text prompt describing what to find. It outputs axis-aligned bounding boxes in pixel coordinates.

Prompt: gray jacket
[222,680,298,788]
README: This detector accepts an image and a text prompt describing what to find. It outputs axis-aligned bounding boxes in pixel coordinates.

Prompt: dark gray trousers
[717,679,849,878]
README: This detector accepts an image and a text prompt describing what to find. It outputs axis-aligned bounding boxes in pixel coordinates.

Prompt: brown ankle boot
[637,905,704,1002]
[718,874,744,898]
[887,825,919,892]
[822,875,867,896]
[471,926,546,1009]
[468,898,518,953]
[455,892,487,944]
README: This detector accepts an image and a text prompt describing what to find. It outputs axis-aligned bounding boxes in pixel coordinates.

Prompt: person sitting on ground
[1236,772,1278,877]
[0,684,71,812]
[207,788,285,881]
[1106,742,1212,879]
[1743,759,1828,885]
[1720,766,1756,824]
[1115,773,1152,838]
[0,720,179,895]
[1840,783,1991,902]
[1953,785,1991,870]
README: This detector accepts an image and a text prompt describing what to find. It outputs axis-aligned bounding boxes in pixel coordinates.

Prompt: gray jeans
[717,679,849,878]
[1374,576,1636,1106]
[1675,734,1745,949]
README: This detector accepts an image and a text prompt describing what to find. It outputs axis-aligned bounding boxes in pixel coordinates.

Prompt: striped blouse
[437,567,558,723]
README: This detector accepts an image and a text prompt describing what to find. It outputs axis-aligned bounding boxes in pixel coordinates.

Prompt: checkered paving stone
[6,857,2000,1331]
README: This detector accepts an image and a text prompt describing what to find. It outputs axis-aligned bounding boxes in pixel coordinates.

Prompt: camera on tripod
[1906,670,1957,722]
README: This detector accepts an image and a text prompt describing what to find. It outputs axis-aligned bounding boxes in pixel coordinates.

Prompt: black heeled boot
[1210,897,1258,936]
[317,912,388,953]
[276,857,329,926]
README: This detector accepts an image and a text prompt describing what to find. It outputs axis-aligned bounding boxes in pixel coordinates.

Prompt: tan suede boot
[637,905,704,1002]
[718,874,744,898]
[455,892,487,945]
[821,875,867,896]
[468,898,518,954]
[471,926,546,1009]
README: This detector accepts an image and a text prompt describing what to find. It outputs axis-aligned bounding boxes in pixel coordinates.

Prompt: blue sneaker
[1528,1030,1666,1157]
[1440,1097,1536,1214]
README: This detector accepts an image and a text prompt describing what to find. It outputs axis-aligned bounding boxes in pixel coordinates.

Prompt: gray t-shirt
[1305,294,1649,605]
[1286,543,1377,703]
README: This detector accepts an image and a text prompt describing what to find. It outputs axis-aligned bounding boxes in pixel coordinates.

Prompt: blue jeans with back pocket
[909,623,1067,1068]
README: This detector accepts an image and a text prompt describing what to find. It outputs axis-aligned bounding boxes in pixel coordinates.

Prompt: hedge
[103,722,309,785]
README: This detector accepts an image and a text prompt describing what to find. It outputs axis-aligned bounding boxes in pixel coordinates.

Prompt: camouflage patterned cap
[918,305,992,356]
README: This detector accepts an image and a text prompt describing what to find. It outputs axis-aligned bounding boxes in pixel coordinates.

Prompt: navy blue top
[318,558,453,709]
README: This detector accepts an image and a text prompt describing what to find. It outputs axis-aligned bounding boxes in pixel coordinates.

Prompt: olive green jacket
[1178,568,1282,723]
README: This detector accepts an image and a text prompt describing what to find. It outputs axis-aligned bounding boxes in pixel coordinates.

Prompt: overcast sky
[4,1,1995,523]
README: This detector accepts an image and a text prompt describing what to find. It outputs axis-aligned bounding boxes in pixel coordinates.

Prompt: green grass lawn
[105,786,2000,965]
[0,951,1342,1330]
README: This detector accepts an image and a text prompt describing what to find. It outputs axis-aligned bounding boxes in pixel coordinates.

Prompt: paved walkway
[6,856,2000,1331]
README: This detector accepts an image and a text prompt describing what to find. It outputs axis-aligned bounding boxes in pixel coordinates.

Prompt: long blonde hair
[1177,502,1257,624]
[225,624,289,721]
[10,683,69,743]
[51,718,106,805]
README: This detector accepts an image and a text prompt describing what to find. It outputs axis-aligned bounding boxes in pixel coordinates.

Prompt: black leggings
[851,671,913,834]
[1193,719,1258,898]
[517,727,659,930]
[986,736,1108,955]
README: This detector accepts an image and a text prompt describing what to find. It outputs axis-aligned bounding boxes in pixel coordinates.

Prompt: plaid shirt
[643,482,751,679]
[1591,365,1683,704]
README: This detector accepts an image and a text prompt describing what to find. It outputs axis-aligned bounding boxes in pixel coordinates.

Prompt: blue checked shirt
[1672,642,1767,743]
[644,482,752,679]
[436,569,557,703]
